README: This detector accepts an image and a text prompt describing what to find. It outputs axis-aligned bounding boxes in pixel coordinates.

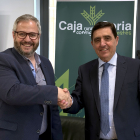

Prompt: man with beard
[0,14,71,140]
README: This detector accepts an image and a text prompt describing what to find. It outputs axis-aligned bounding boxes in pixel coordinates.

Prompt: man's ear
[91,40,95,49]
[91,40,93,46]
[12,31,15,39]
[38,34,41,40]
[115,36,119,46]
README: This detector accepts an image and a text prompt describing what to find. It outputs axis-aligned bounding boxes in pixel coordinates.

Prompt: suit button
[44,100,48,104]
[37,129,40,134]
[44,100,52,104]
[40,112,43,116]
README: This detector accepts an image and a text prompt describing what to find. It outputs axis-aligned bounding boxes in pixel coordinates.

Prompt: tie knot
[103,63,110,70]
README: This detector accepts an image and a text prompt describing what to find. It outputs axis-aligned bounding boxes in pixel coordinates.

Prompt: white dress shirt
[99,53,118,139]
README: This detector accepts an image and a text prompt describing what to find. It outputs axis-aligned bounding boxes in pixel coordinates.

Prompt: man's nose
[24,34,31,41]
[100,39,106,47]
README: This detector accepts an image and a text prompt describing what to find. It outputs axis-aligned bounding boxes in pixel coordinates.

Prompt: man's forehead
[16,20,38,32]
[93,27,113,38]
[17,20,35,26]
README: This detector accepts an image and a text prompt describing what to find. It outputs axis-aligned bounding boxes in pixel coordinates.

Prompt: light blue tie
[100,63,110,135]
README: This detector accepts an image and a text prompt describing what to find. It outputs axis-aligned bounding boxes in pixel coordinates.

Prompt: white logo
[59,21,132,36]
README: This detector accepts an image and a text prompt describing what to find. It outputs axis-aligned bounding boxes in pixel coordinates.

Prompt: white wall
[0,0,34,51]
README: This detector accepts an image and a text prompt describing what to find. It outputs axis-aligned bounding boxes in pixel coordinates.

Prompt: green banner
[55,1,134,118]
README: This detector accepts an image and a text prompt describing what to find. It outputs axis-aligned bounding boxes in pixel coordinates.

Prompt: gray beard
[14,41,38,58]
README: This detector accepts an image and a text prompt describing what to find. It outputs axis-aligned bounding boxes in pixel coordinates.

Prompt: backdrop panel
[55,1,134,117]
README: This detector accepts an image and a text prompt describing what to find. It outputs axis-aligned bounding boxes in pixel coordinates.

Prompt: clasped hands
[57,87,72,109]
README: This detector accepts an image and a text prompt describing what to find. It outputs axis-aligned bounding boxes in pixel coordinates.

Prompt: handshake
[57,87,72,109]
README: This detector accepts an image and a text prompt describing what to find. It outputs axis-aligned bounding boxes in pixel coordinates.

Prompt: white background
[0,0,34,51]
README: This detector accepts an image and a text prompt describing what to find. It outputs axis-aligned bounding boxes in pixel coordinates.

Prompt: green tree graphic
[55,69,85,118]
[81,6,105,25]
[55,69,69,116]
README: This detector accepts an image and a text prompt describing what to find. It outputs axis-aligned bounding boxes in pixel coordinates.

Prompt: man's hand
[57,88,72,109]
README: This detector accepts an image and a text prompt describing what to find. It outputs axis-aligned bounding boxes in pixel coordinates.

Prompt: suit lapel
[113,55,127,111]
[90,59,101,116]
[12,48,51,85]
[12,48,36,85]
[40,59,51,85]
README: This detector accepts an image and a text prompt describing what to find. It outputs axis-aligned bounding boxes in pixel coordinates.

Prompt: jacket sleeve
[0,53,58,106]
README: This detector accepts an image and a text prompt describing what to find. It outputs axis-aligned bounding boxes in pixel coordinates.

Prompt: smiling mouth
[100,48,108,51]
[21,44,33,47]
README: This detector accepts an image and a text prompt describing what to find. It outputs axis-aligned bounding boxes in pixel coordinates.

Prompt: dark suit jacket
[0,48,63,140]
[64,54,140,140]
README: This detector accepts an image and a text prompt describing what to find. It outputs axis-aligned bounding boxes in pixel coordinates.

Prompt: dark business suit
[64,54,140,140]
[0,48,63,140]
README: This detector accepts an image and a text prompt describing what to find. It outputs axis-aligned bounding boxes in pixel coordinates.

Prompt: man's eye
[30,34,36,37]
[105,36,111,41]
[19,33,25,36]
[94,39,100,42]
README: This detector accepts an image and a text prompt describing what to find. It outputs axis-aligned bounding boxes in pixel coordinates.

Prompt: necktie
[100,63,110,135]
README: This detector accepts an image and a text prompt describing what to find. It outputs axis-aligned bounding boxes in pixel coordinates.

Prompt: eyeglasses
[15,31,39,40]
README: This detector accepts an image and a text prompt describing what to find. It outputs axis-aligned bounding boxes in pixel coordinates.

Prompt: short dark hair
[91,21,117,41]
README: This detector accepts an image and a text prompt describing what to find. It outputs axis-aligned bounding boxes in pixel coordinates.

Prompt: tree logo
[81,6,105,25]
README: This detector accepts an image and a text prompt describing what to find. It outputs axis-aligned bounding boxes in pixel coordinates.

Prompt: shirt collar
[34,53,41,65]
[15,49,41,66]
[98,52,117,68]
